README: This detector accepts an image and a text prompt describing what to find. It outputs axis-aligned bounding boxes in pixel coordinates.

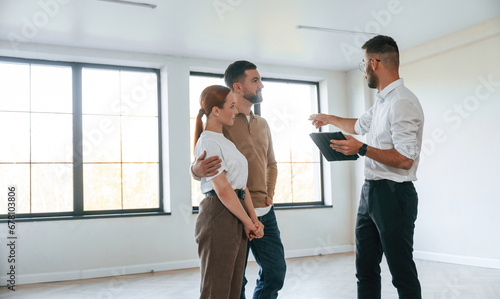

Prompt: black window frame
[190,71,329,210]
[0,56,166,222]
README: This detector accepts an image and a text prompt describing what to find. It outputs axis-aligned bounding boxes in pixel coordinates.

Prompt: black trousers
[356,179,421,299]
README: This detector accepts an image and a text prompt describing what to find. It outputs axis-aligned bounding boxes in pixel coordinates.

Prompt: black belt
[365,179,412,184]
[204,189,245,200]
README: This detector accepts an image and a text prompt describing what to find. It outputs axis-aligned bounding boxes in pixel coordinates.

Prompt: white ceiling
[0,0,499,71]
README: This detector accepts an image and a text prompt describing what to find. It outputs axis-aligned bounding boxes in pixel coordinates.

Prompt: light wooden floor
[2,252,500,298]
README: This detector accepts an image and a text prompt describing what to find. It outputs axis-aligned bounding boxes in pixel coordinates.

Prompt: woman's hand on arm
[212,174,257,239]
[243,187,264,240]
[251,219,264,239]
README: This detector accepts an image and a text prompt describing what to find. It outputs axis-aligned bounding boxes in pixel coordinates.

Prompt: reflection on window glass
[291,163,319,203]
[123,164,159,209]
[120,71,159,116]
[82,68,160,212]
[0,59,162,218]
[189,74,321,206]
[122,116,159,162]
[82,115,121,163]
[0,164,30,214]
[83,164,122,211]
[0,62,30,112]
[0,112,30,163]
[273,163,292,204]
[0,61,74,215]
[31,65,72,113]
[260,82,321,204]
[31,113,73,163]
[31,164,73,213]
[82,68,120,115]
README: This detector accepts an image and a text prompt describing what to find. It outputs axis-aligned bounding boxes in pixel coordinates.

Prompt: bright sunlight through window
[189,72,322,207]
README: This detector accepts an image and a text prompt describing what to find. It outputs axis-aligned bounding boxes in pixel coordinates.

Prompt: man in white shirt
[309,35,424,299]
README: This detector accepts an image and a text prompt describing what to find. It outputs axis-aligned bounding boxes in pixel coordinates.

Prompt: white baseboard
[5,248,497,286]
[1,245,354,286]
[1,259,201,286]
[284,245,354,259]
[414,251,500,270]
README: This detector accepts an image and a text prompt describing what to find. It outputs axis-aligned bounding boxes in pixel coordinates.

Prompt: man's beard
[245,90,263,104]
[366,66,378,89]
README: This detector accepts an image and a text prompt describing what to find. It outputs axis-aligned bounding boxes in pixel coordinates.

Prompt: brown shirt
[222,112,278,208]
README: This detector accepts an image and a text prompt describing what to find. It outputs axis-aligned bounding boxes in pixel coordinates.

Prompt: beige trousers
[195,195,248,299]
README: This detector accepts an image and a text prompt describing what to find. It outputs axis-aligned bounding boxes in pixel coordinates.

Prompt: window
[189,73,225,207]
[259,79,322,206]
[189,72,322,207]
[0,57,163,220]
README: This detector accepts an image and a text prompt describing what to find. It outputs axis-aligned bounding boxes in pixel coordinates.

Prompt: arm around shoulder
[192,150,223,179]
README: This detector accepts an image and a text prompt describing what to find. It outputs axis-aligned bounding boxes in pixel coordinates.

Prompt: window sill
[0,211,171,223]
[274,204,333,210]
[191,203,332,214]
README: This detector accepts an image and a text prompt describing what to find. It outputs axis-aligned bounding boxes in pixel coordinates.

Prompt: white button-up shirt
[354,79,424,182]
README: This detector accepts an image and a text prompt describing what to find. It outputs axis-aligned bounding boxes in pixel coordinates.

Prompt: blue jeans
[240,206,286,299]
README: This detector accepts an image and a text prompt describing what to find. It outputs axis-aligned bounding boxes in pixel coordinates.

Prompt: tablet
[309,132,359,161]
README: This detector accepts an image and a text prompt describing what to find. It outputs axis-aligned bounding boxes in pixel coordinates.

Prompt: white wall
[0,42,354,285]
[345,69,373,240]
[345,18,500,270]
[400,18,500,268]
[2,16,498,286]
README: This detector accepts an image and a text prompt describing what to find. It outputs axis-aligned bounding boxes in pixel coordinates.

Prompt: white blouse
[195,131,248,194]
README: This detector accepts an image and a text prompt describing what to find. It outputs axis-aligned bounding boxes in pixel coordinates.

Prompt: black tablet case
[309,132,359,161]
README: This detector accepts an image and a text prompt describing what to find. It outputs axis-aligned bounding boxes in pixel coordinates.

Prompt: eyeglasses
[358,58,381,72]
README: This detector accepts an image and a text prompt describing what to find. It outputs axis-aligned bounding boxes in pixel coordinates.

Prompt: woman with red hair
[193,85,264,299]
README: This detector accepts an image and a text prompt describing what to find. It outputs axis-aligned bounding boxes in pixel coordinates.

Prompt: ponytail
[193,85,231,157]
[193,109,205,155]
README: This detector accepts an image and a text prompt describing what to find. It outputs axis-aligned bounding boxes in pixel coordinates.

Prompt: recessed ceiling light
[99,0,157,9]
